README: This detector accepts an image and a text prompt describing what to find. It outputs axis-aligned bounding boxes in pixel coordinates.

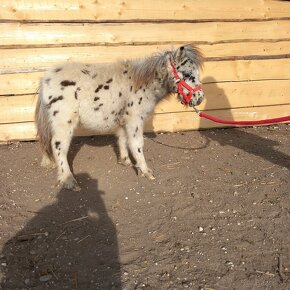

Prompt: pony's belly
[78,108,119,133]
[78,95,124,132]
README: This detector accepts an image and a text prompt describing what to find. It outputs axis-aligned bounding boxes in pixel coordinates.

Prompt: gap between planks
[2,38,290,50]
[1,55,290,75]
[1,17,290,24]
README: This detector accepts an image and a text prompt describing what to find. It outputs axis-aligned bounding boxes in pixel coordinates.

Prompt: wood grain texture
[0,0,289,21]
[1,104,289,142]
[1,42,290,73]
[1,79,289,124]
[1,21,289,47]
[1,58,290,96]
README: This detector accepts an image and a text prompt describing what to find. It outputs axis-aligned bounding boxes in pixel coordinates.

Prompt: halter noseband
[170,62,203,105]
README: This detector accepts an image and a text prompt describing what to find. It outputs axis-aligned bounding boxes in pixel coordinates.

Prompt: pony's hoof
[144,171,155,180]
[118,157,132,167]
[41,156,56,170]
[62,176,81,191]
[137,168,155,180]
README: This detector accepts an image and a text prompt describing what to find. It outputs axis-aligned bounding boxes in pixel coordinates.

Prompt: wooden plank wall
[0,0,290,141]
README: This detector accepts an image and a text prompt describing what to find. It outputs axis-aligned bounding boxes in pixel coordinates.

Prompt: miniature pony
[35,45,204,190]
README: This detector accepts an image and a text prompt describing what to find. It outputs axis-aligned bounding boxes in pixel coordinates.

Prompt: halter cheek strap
[170,62,203,105]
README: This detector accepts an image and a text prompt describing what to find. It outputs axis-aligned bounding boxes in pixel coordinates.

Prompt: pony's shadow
[68,134,142,174]
[68,134,117,168]
[0,173,122,289]
[201,77,290,170]
[70,130,209,164]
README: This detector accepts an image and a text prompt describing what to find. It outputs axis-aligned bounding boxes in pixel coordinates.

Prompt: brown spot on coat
[61,80,76,86]
[95,84,103,93]
[181,59,188,66]
[48,95,64,107]
[81,69,90,75]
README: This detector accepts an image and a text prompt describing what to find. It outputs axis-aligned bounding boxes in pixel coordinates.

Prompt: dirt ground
[0,124,289,290]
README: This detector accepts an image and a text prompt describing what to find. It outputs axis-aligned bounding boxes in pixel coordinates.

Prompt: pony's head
[167,45,204,107]
[130,44,204,106]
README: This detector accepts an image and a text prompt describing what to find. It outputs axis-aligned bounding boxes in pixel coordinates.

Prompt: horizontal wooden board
[149,104,290,133]
[1,104,289,142]
[0,122,37,142]
[1,79,290,124]
[1,59,290,96]
[0,73,40,95]
[0,95,37,124]
[1,42,290,73]
[0,0,289,21]
[1,21,290,47]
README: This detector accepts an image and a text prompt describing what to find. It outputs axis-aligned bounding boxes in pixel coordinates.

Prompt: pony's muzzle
[193,91,204,106]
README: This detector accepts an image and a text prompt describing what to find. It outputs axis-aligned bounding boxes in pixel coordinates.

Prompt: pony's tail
[35,83,53,159]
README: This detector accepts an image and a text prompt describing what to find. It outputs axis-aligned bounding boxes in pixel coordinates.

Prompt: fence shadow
[200,77,290,170]
[0,173,121,289]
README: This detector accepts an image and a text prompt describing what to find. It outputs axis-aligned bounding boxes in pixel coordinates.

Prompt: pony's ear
[174,46,186,62]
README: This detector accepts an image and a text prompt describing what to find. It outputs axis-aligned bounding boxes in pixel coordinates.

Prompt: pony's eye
[190,76,196,82]
[183,72,190,78]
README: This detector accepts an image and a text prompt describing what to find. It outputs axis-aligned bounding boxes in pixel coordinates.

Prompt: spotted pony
[35,45,204,190]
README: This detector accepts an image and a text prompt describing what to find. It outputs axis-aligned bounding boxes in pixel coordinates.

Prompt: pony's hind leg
[125,121,155,180]
[116,127,132,166]
[51,120,80,191]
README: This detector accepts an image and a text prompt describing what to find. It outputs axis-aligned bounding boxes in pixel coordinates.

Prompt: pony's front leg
[125,122,155,180]
[51,129,80,191]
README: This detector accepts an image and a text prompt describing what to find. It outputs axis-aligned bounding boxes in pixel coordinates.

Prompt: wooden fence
[0,0,289,141]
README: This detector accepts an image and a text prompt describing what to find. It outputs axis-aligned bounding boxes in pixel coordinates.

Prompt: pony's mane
[129,45,203,89]
[130,51,169,89]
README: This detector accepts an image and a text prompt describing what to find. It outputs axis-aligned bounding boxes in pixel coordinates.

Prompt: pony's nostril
[196,96,204,106]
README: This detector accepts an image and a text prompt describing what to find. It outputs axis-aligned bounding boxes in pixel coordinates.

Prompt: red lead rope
[194,108,290,126]
[170,61,290,126]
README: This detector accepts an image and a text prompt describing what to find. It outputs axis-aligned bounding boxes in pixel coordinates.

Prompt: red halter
[170,62,203,105]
